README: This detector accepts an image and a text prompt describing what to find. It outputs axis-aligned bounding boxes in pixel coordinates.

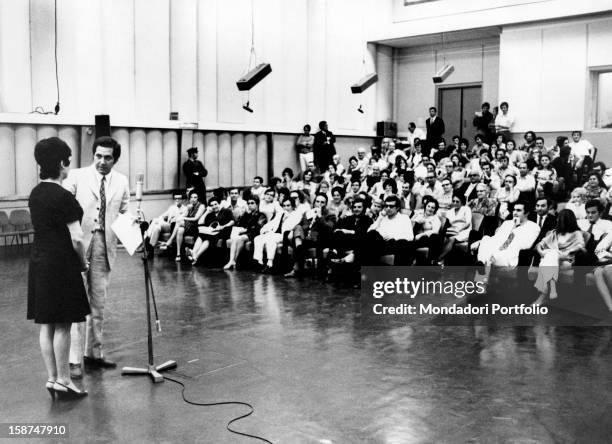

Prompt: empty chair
[9,209,34,245]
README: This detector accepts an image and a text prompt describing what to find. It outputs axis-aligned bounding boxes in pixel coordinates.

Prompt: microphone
[136,173,144,202]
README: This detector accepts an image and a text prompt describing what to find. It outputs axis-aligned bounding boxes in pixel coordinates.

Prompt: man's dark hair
[254,176,264,183]
[314,192,328,203]
[34,137,72,180]
[556,136,568,147]
[318,120,327,130]
[92,136,121,162]
[384,195,401,208]
[208,196,220,205]
[514,199,531,214]
[500,101,509,108]
[585,199,604,213]
[535,136,545,144]
[535,196,551,207]
[248,195,260,205]
[524,131,536,140]
[429,106,437,112]
[482,102,490,108]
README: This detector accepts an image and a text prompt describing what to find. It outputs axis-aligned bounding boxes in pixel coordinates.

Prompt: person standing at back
[63,136,130,379]
[313,120,336,172]
[425,106,445,155]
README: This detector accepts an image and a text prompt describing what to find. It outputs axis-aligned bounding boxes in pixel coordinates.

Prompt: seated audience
[187,197,235,265]
[436,192,472,265]
[223,196,267,270]
[472,200,539,280]
[253,198,302,272]
[145,194,186,252]
[285,193,337,277]
[329,198,372,264]
[362,195,414,265]
[221,188,247,220]
[532,209,585,306]
[564,187,587,220]
[582,172,607,202]
[161,191,205,261]
[250,176,266,199]
[412,197,443,264]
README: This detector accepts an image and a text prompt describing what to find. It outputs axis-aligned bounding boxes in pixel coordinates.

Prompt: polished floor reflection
[2,248,612,443]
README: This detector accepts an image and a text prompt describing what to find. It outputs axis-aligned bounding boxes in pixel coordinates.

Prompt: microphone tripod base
[121,360,177,384]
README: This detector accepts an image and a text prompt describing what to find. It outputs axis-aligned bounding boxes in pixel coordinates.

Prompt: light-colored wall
[0,0,387,135]
[499,16,612,133]
[394,38,499,133]
[379,0,612,41]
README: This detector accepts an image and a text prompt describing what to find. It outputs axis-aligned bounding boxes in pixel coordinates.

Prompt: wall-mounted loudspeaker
[236,63,272,91]
[95,115,111,138]
[376,121,397,138]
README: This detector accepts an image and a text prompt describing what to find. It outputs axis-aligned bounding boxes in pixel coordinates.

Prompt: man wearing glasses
[363,195,415,265]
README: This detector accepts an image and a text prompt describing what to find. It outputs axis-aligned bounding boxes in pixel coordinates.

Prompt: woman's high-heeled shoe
[53,381,88,399]
[46,380,56,399]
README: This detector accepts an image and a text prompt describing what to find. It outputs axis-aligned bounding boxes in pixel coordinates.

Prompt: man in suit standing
[425,106,445,155]
[313,120,336,172]
[64,136,130,378]
[183,147,207,204]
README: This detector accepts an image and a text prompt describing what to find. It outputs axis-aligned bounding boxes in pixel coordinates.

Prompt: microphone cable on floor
[163,375,273,444]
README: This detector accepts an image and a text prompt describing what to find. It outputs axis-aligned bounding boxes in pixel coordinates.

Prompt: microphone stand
[122,206,177,383]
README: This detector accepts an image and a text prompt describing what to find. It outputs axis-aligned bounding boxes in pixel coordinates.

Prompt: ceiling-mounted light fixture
[433,64,454,84]
[432,32,454,84]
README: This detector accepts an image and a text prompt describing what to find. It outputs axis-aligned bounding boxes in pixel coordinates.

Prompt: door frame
[436,82,483,139]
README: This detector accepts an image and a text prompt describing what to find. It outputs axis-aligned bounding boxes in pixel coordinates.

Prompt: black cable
[163,375,273,444]
[53,0,60,114]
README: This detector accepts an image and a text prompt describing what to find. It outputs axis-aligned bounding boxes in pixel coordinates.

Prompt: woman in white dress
[436,192,472,265]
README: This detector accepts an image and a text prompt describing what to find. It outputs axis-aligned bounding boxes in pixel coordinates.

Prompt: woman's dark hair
[282,167,294,178]
[264,187,275,196]
[587,171,607,189]
[395,156,408,169]
[269,177,282,188]
[34,137,72,180]
[452,191,467,206]
[277,187,291,201]
[424,197,440,213]
[382,179,398,194]
[504,174,517,186]
[331,186,346,199]
[92,136,121,162]
[291,189,307,203]
[303,124,311,132]
[459,138,469,148]
[556,209,579,234]
[314,192,328,203]
[349,156,358,164]
[302,169,313,181]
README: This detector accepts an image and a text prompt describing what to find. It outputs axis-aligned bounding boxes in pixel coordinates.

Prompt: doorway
[438,85,482,145]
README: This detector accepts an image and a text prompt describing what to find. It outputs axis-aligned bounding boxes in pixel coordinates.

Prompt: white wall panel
[170,0,198,121]
[129,129,147,190]
[231,133,245,186]
[244,134,257,185]
[197,0,218,122]
[111,128,131,182]
[306,0,327,126]
[0,0,31,112]
[216,0,249,124]
[58,126,80,166]
[30,0,57,114]
[101,0,135,120]
[0,125,16,196]
[146,130,164,190]
[540,23,586,129]
[15,126,38,195]
[162,130,178,190]
[499,28,542,131]
[204,132,219,188]
[587,19,612,67]
[134,0,170,121]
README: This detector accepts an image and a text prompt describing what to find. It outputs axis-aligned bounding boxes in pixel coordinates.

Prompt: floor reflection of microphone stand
[122,210,177,383]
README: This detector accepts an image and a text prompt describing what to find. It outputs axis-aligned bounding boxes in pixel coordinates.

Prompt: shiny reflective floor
[2,247,612,443]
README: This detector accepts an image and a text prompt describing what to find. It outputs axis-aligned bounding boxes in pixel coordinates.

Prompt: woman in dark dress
[28,137,90,399]
[223,195,267,270]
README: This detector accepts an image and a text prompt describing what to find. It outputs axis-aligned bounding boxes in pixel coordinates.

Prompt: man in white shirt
[356,147,371,175]
[363,195,415,265]
[569,130,594,169]
[578,199,612,249]
[250,176,267,199]
[472,201,539,280]
[494,101,515,139]
[406,122,426,148]
[145,194,187,252]
[221,188,248,220]
[515,162,536,198]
